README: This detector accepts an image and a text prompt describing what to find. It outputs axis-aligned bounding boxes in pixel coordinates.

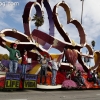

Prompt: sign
[27,58,32,63]
[5,73,20,88]
[24,74,37,88]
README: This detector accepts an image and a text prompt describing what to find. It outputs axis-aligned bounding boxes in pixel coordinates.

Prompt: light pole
[80,0,84,24]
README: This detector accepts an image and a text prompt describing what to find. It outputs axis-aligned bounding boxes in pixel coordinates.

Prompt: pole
[81,0,84,24]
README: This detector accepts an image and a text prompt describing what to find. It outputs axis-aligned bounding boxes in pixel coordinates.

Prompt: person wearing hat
[21,50,28,74]
[2,41,20,73]
[39,54,50,85]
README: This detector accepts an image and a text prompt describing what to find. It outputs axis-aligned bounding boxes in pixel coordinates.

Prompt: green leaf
[32,14,44,29]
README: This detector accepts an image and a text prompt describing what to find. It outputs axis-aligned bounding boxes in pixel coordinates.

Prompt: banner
[5,73,20,88]
[24,74,37,88]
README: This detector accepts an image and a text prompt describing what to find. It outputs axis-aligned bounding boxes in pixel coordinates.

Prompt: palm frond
[32,14,44,29]
[91,40,95,49]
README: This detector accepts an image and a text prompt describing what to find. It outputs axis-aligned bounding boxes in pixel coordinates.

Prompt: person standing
[97,72,100,86]
[2,41,20,73]
[39,54,50,85]
[92,70,98,86]
[21,50,28,74]
[51,58,59,86]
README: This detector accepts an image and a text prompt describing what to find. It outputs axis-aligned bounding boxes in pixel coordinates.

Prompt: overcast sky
[0,0,100,57]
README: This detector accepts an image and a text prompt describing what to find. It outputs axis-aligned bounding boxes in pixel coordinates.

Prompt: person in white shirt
[51,58,59,85]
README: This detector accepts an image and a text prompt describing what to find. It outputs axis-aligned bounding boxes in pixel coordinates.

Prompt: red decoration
[65,49,78,65]
[37,71,52,85]
[0,77,5,88]
[56,71,66,84]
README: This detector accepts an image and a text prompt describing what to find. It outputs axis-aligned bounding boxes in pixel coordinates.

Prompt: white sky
[0,0,100,65]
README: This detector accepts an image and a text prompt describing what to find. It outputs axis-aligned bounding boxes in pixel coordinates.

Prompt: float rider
[39,54,50,85]
[2,41,21,73]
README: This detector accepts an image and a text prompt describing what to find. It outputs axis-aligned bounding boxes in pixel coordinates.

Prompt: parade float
[0,0,100,90]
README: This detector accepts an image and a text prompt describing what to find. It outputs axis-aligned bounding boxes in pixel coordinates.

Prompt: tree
[32,14,44,46]
[18,59,22,64]
[91,40,95,49]
[0,54,3,60]
[2,54,9,60]
[32,14,44,30]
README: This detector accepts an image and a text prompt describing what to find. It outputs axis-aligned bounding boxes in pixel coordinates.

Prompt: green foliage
[2,54,9,60]
[0,54,3,60]
[32,14,44,29]
[91,40,95,49]
[0,54,9,60]
[18,59,22,64]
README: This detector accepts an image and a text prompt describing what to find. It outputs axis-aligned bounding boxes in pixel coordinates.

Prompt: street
[0,89,100,100]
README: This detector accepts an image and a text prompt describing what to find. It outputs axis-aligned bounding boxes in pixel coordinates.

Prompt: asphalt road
[0,89,100,100]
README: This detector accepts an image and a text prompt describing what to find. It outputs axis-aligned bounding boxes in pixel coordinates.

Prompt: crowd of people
[38,54,60,86]
[71,69,86,87]
[66,68,100,88]
[2,41,28,74]
[1,41,100,87]
[87,69,100,86]
[1,41,60,86]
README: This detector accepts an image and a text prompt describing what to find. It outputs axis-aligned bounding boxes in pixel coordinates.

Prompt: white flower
[52,39,58,46]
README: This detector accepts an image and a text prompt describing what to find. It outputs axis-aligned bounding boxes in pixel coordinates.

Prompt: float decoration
[0,0,100,90]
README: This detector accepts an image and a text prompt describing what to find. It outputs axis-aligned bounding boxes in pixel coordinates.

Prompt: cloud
[0,0,99,67]
[0,21,9,30]
[10,12,23,24]
[7,0,100,41]
[52,0,100,45]
[0,0,21,28]
[23,0,100,46]
[0,0,18,19]
[0,0,100,55]
[0,46,9,55]
[26,0,82,44]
